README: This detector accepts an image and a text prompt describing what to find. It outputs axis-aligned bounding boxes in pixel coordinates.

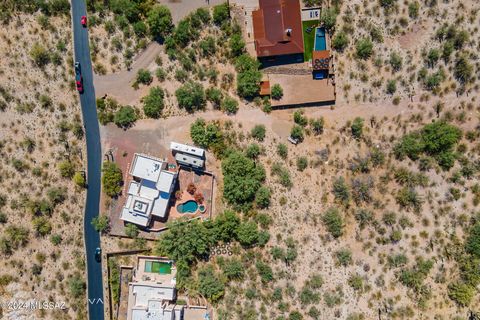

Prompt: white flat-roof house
[120,154,177,227]
[127,257,184,320]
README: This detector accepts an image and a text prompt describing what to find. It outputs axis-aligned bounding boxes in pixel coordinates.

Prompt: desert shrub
[190,119,224,151]
[58,160,75,178]
[293,110,308,126]
[320,7,337,30]
[30,43,50,67]
[322,207,344,238]
[448,282,474,306]
[176,81,206,112]
[125,223,139,238]
[229,33,245,57]
[68,274,86,299]
[386,80,396,94]
[136,69,153,85]
[408,1,420,18]
[454,55,473,84]
[466,223,480,258]
[213,2,229,26]
[255,186,271,209]
[255,260,273,282]
[332,177,350,206]
[389,52,403,72]
[388,253,408,268]
[102,162,123,197]
[235,55,261,99]
[245,143,261,159]
[398,258,433,292]
[296,157,308,171]
[220,258,244,280]
[237,221,260,246]
[206,87,223,108]
[351,117,364,139]
[251,124,266,141]
[332,31,349,51]
[271,84,283,100]
[351,175,374,204]
[310,117,324,135]
[335,248,353,266]
[348,274,364,292]
[221,96,239,114]
[290,125,304,142]
[143,87,164,118]
[277,143,288,159]
[356,38,373,59]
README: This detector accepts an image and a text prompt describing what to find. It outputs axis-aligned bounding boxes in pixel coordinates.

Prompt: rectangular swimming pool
[144,261,172,274]
[314,27,327,51]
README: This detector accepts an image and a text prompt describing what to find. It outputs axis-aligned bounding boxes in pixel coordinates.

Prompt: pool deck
[135,256,176,285]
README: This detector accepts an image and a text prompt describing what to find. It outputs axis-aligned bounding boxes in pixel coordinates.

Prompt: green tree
[296,156,308,171]
[356,38,373,59]
[147,5,173,39]
[102,162,123,197]
[454,55,473,84]
[221,96,239,114]
[213,3,229,26]
[197,265,225,302]
[245,143,261,160]
[310,117,324,135]
[351,117,364,139]
[466,223,480,258]
[271,84,283,100]
[222,151,265,208]
[332,177,350,206]
[255,260,273,282]
[190,119,223,150]
[175,81,206,112]
[237,221,259,246]
[136,68,153,85]
[91,215,110,233]
[206,87,223,108]
[143,87,165,118]
[386,80,397,94]
[212,210,240,242]
[322,207,344,238]
[229,33,245,57]
[320,7,337,30]
[255,186,271,209]
[237,69,261,99]
[448,282,474,306]
[114,106,137,129]
[277,143,288,159]
[389,52,402,72]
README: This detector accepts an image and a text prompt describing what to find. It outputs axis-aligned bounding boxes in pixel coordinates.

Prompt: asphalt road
[71,1,104,319]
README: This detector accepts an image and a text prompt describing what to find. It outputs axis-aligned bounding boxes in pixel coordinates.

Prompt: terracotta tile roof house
[252,0,304,58]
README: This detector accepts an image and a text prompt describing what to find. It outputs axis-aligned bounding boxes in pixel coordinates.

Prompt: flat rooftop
[130,154,165,182]
[269,73,335,107]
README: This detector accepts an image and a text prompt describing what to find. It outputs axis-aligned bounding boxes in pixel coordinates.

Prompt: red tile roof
[252,0,304,57]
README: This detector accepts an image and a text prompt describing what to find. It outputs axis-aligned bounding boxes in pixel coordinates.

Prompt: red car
[80,15,87,27]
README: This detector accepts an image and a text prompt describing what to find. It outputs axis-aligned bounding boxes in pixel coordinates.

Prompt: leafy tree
[221,96,239,114]
[351,117,364,139]
[229,33,245,57]
[293,110,308,126]
[251,124,266,141]
[190,119,223,150]
[271,84,283,100]
[114,106,137,129]
[147,5,173,39]
[133,21,147,37]
[206,87,223,108]
[213,3,229,26]
[398,258,433,292]
[237,221,259,246]
[143,87,164,118]
[91,215,110,233]
[331,32,349,54]
[136,68,153,85]
[212,210,240,242]
[255,186,271,209]
[322,207,344,238]
[237,69,261,99]
[197,265,225,302]
[290,125,304,142]
[30,43,50,67]
[356,38,373,59]
[243,144,260,161]
[102,162,123,197]
[454,55,473,84]
[175,81,206,112]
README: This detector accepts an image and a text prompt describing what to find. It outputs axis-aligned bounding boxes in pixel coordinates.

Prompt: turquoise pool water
[177,200,198,213]
[314,27,327,51]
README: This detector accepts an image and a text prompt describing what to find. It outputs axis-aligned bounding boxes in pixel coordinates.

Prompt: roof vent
[285,28,292,37]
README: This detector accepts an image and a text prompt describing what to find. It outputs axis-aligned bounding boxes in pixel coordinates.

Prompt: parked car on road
[94,247,101,263]
[80,15,87,27]
[75,62,83,93]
